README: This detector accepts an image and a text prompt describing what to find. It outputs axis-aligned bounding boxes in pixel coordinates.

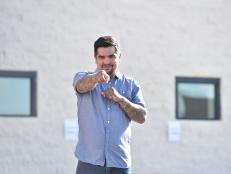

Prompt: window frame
[175,76,221,120]
[0,70,37,117]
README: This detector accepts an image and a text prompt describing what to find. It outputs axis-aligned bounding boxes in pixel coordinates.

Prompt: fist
[101,87,122,102]
[95,70,110,83]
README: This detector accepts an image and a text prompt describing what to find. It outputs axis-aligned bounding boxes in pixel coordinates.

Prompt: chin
[103,69,112,74]
[106,71,114,76]
[106,72,112,76]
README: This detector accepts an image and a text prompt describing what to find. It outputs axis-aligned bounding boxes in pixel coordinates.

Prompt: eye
[109,55,116,59]
[98,56,105,59]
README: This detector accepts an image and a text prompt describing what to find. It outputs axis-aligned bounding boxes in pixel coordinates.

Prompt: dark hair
[94,36,120,56]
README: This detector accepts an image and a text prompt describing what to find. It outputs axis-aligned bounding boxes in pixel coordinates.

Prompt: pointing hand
[95,70,110,83]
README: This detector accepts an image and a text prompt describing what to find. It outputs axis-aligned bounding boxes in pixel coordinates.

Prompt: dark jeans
[76,160,131,174]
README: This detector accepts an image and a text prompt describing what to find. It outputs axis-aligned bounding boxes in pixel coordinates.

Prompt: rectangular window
[0,70,37,117]
[176,77,221,120]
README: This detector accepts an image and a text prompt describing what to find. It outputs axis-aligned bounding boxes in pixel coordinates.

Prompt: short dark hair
[94,36,120,56]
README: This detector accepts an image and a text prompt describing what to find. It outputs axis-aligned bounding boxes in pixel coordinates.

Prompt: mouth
[102,65,113,70]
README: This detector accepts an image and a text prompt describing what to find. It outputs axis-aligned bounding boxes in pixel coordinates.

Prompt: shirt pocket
[120,88,132,101]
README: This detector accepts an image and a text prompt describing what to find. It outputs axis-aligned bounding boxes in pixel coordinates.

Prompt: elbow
[137,108,147,124]
[76,86,84,94]
[138,116,146,124]
[76,83,86,94]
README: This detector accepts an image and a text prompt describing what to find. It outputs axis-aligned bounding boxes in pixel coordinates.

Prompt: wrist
[116,95,126,104]
[90,73,99,84]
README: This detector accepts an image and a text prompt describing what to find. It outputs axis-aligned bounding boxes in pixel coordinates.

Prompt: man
[73,36,147,174]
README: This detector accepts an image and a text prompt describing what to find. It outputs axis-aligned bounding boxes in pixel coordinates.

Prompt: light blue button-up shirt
[73,71,146,168]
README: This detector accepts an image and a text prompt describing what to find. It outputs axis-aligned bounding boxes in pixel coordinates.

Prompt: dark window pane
[176,77,220,120]
[178,83,215,119]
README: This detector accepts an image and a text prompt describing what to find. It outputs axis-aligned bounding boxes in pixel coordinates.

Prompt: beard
[102,65,115,76]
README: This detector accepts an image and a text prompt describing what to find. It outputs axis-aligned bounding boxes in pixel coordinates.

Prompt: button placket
[105,81,111,163]
[106,80,113,125]
[106,103,111,125]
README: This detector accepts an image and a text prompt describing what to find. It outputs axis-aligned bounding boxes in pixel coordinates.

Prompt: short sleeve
[131,80,146,108]
[72,72,88,95]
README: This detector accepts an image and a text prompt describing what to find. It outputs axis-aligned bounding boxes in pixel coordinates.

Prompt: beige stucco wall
[0,0,231,173]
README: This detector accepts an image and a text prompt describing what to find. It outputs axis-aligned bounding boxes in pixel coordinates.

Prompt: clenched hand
[101,87,123,103]
[95,70,110,83]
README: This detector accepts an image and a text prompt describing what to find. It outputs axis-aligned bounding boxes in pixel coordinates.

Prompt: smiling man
[73,36,147,174]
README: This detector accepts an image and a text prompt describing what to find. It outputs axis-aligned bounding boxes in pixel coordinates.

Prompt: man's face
[95,46,121,76]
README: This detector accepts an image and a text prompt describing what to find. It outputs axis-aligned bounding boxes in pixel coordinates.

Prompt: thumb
[101,91,105,97]
[105,75,110,83]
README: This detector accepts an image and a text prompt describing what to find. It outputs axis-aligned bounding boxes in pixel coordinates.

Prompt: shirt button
[107,107,110,110]
[107,121,110,124]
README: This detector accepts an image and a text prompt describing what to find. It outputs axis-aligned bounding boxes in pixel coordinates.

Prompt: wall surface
[0,0,231,174]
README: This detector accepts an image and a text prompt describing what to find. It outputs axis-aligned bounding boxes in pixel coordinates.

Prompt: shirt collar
[94,69,123,80]
[113,71,123,79]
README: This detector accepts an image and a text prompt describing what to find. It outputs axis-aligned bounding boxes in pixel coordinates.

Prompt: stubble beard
[102,65,114,76]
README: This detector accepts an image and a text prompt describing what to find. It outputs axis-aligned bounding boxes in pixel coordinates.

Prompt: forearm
[76,74,98,93]
[117,97,147,124]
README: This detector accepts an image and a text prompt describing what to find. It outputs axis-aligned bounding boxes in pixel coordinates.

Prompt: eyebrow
[98,54,116,58]
[109,54,116,57]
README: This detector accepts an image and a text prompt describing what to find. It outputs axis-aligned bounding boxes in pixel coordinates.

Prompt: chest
[95,80,133,101]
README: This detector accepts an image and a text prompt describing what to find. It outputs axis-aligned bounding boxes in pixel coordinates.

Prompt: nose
[103,57,111,64]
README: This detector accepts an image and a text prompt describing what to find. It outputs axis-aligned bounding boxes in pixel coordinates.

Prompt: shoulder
[72,71,96,87]
[122,74,134,82]
[122,74,140,87]
[74,71,96,76]
[73,71,96,79]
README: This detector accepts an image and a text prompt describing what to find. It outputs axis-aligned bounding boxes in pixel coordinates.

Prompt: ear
[118,53,122,60]
[94,55,97,63]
